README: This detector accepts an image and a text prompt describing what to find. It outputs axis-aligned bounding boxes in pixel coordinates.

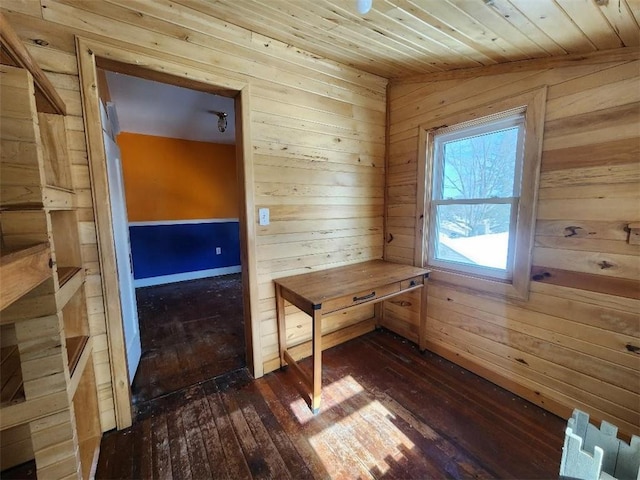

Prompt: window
[429,112,524,281]
[418,88,547,299]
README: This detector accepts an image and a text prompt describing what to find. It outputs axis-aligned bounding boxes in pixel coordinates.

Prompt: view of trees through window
[423,93,543,294]
[432,122,522,273]
[440,127,518,237]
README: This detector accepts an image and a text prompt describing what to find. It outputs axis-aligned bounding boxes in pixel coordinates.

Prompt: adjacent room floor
[96,328,566,479]
[132,273,246,408]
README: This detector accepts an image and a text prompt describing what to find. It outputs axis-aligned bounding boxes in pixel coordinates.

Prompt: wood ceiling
[183,0,640,78]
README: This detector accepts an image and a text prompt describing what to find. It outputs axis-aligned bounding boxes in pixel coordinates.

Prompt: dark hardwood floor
[1,274,248,480]
[132,274,246,407]
[96,328,566,479]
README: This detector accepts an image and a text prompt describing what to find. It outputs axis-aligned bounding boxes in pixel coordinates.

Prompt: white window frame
[416,88,547,300]
[428,112,525,281]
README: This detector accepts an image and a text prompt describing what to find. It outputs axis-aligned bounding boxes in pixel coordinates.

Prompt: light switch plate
[258,208,270,226]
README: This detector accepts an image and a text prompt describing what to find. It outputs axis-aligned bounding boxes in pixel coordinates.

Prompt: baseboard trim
[134,266,241,288]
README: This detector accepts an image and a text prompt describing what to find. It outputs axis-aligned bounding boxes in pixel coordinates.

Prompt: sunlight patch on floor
[300,375,417,477]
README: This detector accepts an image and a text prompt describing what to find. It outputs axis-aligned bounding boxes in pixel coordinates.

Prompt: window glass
[440,127,520,199]
[434,203,512,270]
[429,115,524,280]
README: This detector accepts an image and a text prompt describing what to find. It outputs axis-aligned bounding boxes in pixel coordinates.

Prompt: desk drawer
[322,282,400,313]
[401,276,423,290]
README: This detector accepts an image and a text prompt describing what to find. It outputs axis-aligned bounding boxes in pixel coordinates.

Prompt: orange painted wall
[117,132,238,222]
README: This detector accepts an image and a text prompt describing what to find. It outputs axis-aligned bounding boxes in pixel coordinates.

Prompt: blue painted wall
[129,221,240,280]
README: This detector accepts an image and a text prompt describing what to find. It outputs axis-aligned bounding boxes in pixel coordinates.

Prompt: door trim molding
[76,36,258,429]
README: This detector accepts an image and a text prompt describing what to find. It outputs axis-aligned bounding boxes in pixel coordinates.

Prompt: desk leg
[374,302,383,329]
[275,284,286,369]
[311,308,323,414]
[419,284,428,352]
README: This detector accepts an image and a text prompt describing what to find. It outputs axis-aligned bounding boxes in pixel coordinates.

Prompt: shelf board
[66,335,89,377]
[0,243,51,311]
[0,185,76,211]
[0,389,67,432]
[57,266,81,289]
[68,336,92,399]
[0,266,84,325]
[0,185,75,211]
[56,266,84,311]
[0,193,45,211]
[0,345,24,407]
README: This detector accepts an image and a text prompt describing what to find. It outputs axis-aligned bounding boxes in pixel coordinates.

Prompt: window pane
[434,203,512,270]
[441,127,519,200]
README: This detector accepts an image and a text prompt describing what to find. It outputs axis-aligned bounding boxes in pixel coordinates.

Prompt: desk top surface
[273,259,429,305]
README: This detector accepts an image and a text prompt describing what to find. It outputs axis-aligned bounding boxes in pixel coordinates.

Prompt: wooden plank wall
[0,0,387,431]
[385,50,640,435]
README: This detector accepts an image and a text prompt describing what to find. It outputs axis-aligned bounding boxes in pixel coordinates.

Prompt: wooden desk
[274,259,430,413]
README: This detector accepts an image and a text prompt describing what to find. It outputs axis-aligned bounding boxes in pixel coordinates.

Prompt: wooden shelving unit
[0,14,101,478]
[0,243,51,311]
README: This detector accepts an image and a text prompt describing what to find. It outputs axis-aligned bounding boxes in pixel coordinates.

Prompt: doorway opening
[77,36,258,429]
[96,70,246,409]
[133,274,245,406]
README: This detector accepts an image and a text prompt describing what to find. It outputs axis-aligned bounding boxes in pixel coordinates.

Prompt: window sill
[426,267,530,301]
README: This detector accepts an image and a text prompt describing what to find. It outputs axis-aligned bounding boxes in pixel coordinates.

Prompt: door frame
[76,36,260,429]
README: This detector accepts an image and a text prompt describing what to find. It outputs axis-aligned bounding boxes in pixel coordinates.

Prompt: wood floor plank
[181,401,213,479]
[237,377,313,478]
[190,394,233,479]
[137,419,153,480]
[129,421,143,480]
[94,425,118,479]
[241,401,293,479]
[166,405,192,480]
[150,414,172,480]
[201,381,252,479]
[258,375,331,479]
[104,415,134,480]
[217,382,278,478]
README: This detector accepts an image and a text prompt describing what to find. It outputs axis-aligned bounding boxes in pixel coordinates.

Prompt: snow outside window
[428,114,525,281]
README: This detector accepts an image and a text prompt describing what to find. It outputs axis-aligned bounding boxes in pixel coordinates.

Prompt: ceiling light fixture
[210,110,228,133]
[356,0,372,14]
